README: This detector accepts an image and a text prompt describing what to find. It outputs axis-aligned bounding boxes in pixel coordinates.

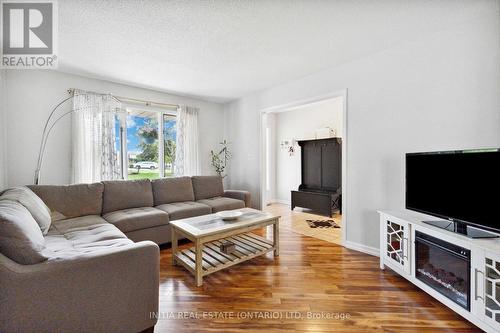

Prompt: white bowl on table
[216,210,243,221]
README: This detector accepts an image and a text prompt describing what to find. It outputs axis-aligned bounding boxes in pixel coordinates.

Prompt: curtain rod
[67,88,180,109]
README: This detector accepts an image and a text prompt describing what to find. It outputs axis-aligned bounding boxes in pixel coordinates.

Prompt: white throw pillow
[0,200,48,264]
[0,187,51,235]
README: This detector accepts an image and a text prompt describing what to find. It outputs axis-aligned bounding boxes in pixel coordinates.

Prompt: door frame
[259,89,348,245]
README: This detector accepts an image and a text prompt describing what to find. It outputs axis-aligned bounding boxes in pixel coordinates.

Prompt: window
[115,108,177,180]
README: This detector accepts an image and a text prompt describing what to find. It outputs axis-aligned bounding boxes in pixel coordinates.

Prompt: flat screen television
[406,149,500,237]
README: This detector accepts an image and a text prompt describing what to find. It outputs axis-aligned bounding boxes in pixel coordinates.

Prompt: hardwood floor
[267,203,343,245]
[156,205,481,332]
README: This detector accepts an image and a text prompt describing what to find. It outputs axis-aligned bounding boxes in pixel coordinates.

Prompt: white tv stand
[379,210,500,333]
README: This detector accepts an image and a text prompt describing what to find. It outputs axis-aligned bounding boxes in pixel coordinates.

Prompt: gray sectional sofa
[30,175,250,245]
[0,175,250,333]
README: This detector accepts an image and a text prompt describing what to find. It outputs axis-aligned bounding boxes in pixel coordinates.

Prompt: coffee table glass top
[169,208,279,237]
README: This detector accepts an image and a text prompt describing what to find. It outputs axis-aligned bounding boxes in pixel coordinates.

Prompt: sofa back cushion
[102,179,153,214]
[0,186,51,234]
[0,200,48,264]
[28,183,104,221]
[152,177,195,205]
[191,176,224,200]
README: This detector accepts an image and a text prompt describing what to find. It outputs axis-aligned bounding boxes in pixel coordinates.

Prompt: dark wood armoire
[291,138,342,217]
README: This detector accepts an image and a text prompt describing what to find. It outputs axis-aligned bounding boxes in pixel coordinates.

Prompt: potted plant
[210,140,231,178]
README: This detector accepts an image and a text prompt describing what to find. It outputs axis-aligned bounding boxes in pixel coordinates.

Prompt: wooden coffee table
[170,208,280,286]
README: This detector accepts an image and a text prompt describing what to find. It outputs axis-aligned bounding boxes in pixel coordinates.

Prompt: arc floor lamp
[34,95,75,185]
[34,89,178,185]
[34,92,121,185]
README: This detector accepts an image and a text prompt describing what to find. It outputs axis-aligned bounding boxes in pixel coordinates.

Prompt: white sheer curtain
[71,90,122,183]
[175,106,200,176]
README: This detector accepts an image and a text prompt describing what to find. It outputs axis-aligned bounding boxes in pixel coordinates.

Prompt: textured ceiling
[57,0,495,103]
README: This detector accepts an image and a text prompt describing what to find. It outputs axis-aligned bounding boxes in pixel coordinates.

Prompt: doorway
[259,90,347,246]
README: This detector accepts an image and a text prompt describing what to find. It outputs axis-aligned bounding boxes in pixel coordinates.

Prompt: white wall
[4,70,225,186]
[224,6,500,251]
[273,97,343,203]
[0,70,6,191]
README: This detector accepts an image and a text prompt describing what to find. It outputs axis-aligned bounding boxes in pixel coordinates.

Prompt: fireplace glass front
[415,231,471,310]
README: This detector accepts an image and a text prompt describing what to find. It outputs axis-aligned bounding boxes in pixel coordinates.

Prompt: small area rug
[306,219,340,229]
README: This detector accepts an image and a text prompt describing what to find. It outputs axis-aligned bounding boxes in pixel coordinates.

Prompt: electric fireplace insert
[415,231,471,310]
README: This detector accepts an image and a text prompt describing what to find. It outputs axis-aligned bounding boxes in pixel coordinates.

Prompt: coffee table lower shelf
[174,233,275,280]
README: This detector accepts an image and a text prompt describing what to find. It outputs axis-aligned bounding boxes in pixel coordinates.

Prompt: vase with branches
[210,140,231,178]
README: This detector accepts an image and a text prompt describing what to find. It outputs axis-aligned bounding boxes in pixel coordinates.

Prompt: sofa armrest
[0,241,159,333]
[224,190,251,207]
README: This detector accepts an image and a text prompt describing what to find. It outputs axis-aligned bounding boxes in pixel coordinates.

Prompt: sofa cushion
[223,190,251,208]
[0,200,48,264]
[191,176,224,200]
[28,183,104,220]
[196,197,245,213]
[44,215,133,260]
[0,186,51,234]
[156,202,212,221]
[103,207,169,233]
[102,180,153,214]
[152,177,195,205]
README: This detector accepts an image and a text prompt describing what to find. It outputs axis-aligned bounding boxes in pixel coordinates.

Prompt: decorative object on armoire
[210,139,231,177]
[315,127,336,139]
[291,138,342,217]
[306,219,340,229]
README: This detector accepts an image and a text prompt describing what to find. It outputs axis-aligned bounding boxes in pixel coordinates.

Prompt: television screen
[406,149,500,232]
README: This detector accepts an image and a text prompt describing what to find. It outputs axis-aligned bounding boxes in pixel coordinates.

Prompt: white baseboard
[344,240,379,257]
